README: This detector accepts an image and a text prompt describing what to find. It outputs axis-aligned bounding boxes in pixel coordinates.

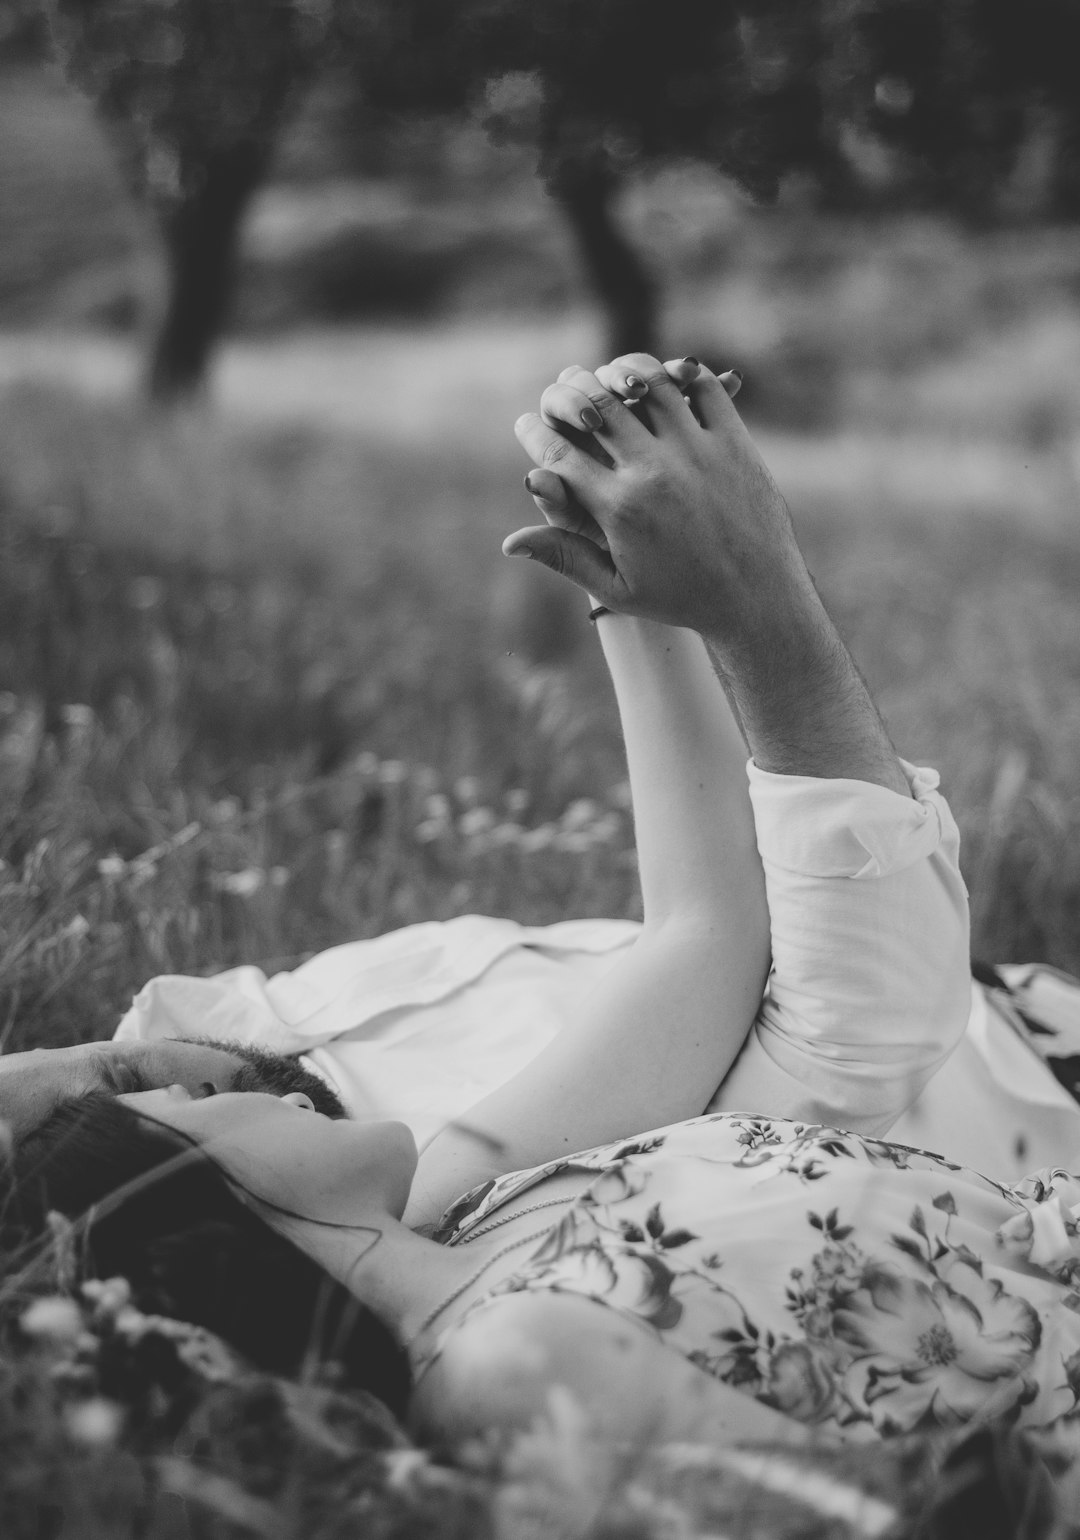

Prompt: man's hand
[508,351,909,793]
[507,353,813,644]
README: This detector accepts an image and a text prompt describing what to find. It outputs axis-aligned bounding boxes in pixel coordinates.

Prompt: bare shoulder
[409,1290,815,1452]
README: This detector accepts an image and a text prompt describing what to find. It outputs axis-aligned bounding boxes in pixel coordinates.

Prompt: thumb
[502,525,618,602]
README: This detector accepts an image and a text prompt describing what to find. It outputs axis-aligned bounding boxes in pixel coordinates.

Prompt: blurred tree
[339,0,842,358]
[45,0,332,400]
[816,0,1080,220]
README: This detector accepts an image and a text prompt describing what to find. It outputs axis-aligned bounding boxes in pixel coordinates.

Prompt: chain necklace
[456,1193,575,1246]
[412,1223,557,1345]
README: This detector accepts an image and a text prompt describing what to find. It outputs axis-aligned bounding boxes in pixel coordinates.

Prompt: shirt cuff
[747,758,957,880]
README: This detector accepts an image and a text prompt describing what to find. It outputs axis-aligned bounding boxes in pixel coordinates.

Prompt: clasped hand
[506,353,814,642]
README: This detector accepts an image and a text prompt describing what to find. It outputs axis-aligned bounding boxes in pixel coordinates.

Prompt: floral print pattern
[433,1114,1080,1440]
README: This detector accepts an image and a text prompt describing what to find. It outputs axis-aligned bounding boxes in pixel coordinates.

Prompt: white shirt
[115,762,1080,1181]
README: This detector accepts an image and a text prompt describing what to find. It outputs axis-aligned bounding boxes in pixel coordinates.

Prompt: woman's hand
[522,358,741,555]
[505,352,804,642]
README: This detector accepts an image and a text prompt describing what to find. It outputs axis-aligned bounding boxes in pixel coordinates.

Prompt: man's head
[0,1037,348,1143]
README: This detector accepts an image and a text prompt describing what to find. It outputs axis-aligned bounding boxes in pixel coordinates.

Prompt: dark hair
[1,1092,411,1418]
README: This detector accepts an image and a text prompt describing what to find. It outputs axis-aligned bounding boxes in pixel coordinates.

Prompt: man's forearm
[702,574,910,797]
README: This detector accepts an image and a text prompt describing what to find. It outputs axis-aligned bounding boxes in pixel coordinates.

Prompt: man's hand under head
[508,352,909,796]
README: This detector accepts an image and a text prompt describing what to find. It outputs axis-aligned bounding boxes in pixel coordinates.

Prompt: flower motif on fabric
[995,1171,1080,1286]
[832,1257,1041,1429]
[524,1241,688,1332]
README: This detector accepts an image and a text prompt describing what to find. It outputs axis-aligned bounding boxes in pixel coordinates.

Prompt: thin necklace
[456,1194,574,1246]
[412,1223,556,1345]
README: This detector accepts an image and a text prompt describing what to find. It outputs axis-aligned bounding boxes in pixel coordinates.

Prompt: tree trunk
[551,159,660,360]
[147,144,268,403]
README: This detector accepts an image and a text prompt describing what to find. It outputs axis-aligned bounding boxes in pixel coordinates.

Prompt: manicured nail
[728,368,742,382]
[682,356,699,367]
[523,472,536,493]
[625,374,648,393]
[508,544,534,559]
[581,406,604,431]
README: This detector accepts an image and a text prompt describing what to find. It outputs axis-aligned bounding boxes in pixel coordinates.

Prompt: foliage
[809,0,1080,217]
[43,0,330,210]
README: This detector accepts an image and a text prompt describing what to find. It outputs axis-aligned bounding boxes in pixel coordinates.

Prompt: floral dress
[429,1114,1080,1442]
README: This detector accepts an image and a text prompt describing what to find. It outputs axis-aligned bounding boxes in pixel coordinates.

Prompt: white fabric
[115,765,1080,1181]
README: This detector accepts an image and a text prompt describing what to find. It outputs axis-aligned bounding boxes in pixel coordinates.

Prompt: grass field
[0,334,1079,1533]
[3,55,1080,1540]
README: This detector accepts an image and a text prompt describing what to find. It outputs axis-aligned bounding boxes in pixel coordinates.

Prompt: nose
[280,1092,316,1112]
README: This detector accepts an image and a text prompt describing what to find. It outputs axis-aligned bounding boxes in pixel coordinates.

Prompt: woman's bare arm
[405,604,771,1225]
[411,1291,817,1455]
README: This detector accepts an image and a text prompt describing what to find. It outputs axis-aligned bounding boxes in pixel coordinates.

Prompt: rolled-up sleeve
[707,760,971,1135]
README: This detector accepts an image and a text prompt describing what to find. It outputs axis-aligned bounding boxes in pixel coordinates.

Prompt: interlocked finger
[590,360,652,404]
[514,412,603,486]
[601,353,697,434]
[540,381,608,436]
[678,362,743,430]
[548,366,649,460]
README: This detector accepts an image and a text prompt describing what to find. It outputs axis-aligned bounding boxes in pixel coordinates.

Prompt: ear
[281,1093,316,1111]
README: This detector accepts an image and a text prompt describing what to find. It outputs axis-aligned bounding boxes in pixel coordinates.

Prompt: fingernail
[508,544,534,560]
[682,356,699,367]
[523,472,535,493]
[581,406,604,431]
[625,374,648,393]
[728,368,742,382]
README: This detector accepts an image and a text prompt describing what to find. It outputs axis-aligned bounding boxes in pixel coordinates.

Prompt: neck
[271,1200,480,1344]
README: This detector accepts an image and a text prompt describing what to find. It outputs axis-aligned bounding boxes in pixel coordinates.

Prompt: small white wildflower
[505,788,530,815]
[560,798,599,832]
[423,793,451,822]
[21,1296,83,1343]
[112,1305,149,1339]
[64,1397,124,1449]
[211,868,265,897]
[382,1448,431,1492]
[588,813,621,844]
[96,854,126,880]
[414,819,447,844]
[519,824,556,854]
[81,1277,131,1317]
[60,704,94,730]
[454,775,480,806]
[378,759,408,786]
[459,807,495,838]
